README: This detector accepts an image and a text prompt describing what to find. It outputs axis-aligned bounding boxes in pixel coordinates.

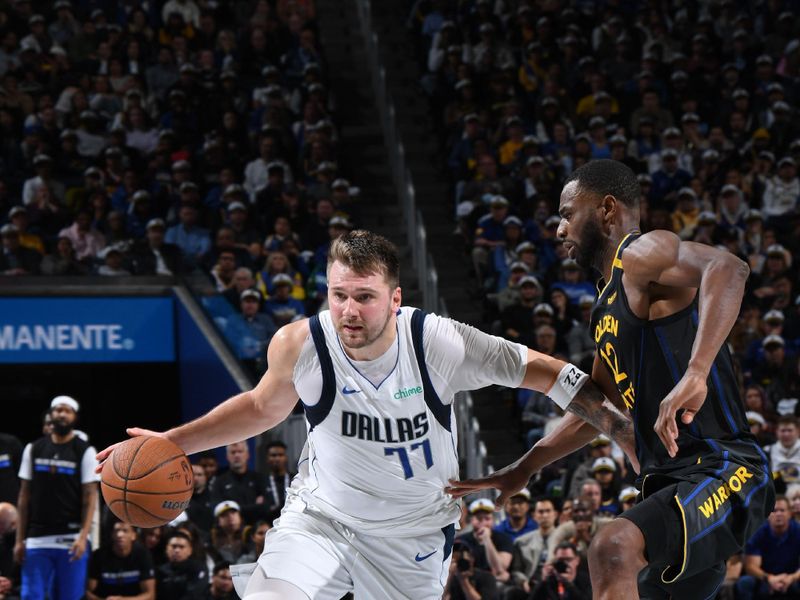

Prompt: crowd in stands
[0,0,359,375]
[407,0,800,598]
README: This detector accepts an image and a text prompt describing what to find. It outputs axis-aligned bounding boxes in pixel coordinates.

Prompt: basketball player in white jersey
[96,230,635,600]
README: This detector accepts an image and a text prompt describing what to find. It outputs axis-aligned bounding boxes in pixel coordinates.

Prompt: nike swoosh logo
[342,386,361,395]
[415,550,437,562]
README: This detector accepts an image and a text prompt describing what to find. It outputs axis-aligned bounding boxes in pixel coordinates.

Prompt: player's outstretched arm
[623,230,749,456]
[447,352,635,503]
[96,320,308,471]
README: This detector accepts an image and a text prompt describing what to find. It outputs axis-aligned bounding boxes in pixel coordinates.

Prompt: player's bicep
[252,321,305,416]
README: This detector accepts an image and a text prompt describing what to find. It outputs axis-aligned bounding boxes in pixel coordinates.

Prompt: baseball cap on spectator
[331,178,350,190]
[745,209,763,222]
[732,88,749,100]
[533,303,554,316]
[594,91,611,103]
[179,182,198,193]
[677,187,697,200]
[778,156,796,168]
[159,129,175,140]
[490,195,509,207]
[468,498,495,514]
[505,116,522,128]
[315,161,337,173]
[746,412,766,427]
[83,166,102,178]
[526,155,545,167]
[766,244,787,258]
[589,116,605,129]
[50,46,67,57]
[99,245,124,259]
[509,261,529,273]
[777,398,798,416]
[54,0,71,9]
[720,184,741,197]
[214,500,241,518]
[455,79,473,93]
[661,148,679,159]
[764,310,785,324]
[240,289,261,302]
[479,22,494,34]
[223,184,245,197]
[702,149,720,162]
[578,294,595,307]
[328,216,352,229]
[681,113,700,124]
[767,82,785,95]
[33,154,52,165]
[272,274,293,288]
[132,190,150,203]
[541,96,559,108]
[518,275,542,289]
[575,133,591,144]
[590,434,611,447]
[51,395,79,412]
[28,14,44,25]
[146,218,165,231]
[9,206,26,218]
[773,101,791,114]
[756,54,773,66]
[698,212,717,225]
[172,160,191,172]
[545,215,561,228]
[516,241,536,254]
[227,202,247,213]
[663,127,681,139]
[59,129,77,140]
[522,135,540,147]
[179,63,196,75]
[561,258,580,270]
[786,40,800,55]
[619,486,638,503]
[758,151,775,163]
[261,65,279,77]
[762,334,785,349]
[510,488,532,501]
[0,224,18,236]
[592,457,617,473]
[104,146,122,157]
[503,216,523,227]
[637,174,652,185]
[169,89,187,100]
[790,139,800,152]
[609,135,627,146]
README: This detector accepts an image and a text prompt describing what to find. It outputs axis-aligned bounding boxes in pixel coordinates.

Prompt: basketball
[101,436,194,528]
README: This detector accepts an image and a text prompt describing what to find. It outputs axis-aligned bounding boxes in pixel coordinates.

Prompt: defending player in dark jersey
[447,160,775,599]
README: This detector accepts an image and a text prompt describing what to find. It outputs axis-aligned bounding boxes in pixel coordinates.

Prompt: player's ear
[600,194,617,226]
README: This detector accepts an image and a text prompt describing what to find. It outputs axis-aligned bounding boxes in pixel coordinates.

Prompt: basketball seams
[124,453,188,480]
[121,437,150,524]
[106,498,174,527]
[101,480,193,495]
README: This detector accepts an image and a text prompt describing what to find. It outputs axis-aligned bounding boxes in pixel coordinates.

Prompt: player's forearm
[79,484,97,539]
[688,254,749,377]
[15,484,28,543]
[166,390,289,455]
[567,379,635,458]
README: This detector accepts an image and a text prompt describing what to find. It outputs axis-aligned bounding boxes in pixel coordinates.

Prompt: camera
[456,558,471,572]
[553,559,569,574]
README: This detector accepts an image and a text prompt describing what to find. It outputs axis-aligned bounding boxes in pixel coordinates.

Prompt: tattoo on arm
[567,379,635,446]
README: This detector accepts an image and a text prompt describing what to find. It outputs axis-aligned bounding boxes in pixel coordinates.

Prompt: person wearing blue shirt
[736,496,800,599]
[165,203,210,267]
[263,274,306,327]
[494,489,538,542]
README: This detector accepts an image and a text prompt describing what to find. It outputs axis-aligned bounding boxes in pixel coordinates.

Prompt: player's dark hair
[327,230,400,288]
[566,159,640,208]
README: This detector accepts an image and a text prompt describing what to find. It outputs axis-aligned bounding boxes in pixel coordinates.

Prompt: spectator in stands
[86,519,155,600]
[767,416,800,491]
[238,289,277,356]
[165,202,210,268]
[7,206,43,254]
[187,462,214,534]
[457,499,513,584]
[97,244,131,276]
[471,195,511,288]
[210,501,245,565]
[209,249,237,292]
[132,218,182,276]
[263,274,306,327]
[590,458,621,517]
[494,489,537,542]
[547,497,611,560]
[737,496,800,599]
[530,540,591,600]
[40,236,88,275]
[788,485,800,524]
[197,561,236,600]
[262,441,292,516]
[566,294,595,370]
[444,538,498,600]
[762,157,800,224]
[236,520,271,566]
[500,274,542,345]
[155,530,207,600]
[0,503,18,598]
[209,441,265,524]
[223,267,256,311]
[567,435,613,499]
[0,224,41,275]
[510,496,559,593]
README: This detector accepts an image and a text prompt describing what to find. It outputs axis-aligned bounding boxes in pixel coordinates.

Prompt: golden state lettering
[698,466,754,518]
[594,315,619,342]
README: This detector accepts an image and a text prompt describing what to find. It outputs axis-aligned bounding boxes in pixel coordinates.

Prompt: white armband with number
[547,363,589,410]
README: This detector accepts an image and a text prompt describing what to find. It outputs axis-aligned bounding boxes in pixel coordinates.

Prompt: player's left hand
[654,370,707,458]
[445,459,533,506]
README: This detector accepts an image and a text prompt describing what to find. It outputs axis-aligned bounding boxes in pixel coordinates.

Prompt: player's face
[328,260,401,356]
[557,180,610,270]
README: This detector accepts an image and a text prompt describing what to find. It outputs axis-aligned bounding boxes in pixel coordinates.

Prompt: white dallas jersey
[288,307,527,536]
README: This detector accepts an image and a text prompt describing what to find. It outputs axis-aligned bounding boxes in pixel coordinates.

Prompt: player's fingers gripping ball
[101,436,193,528]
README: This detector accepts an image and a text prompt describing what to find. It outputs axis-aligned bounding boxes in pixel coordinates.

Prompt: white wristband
[546,363,589,410]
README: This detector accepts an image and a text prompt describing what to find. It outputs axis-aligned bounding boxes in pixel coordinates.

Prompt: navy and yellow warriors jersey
[590,233,766,480]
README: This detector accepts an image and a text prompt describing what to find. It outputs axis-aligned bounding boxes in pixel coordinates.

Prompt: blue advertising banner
[0,297,174,363]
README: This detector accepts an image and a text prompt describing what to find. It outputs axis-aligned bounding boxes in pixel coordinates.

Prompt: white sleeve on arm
[18,443,32,480]
[422,314,528,399]
[81,446,100,483]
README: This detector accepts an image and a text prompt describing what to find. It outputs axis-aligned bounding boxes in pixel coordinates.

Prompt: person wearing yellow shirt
[499,117,526,167]
[8,206,44,254]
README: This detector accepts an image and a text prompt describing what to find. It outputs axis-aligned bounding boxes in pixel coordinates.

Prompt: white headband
[50,395,79,413]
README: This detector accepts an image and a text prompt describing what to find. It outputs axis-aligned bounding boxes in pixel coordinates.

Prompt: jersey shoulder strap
[305,314,336,430]
[410,309,451,432]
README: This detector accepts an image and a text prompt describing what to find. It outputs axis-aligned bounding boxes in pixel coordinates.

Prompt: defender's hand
[94,428,166,474]
[654,371,707,458]
[445,460,533,506]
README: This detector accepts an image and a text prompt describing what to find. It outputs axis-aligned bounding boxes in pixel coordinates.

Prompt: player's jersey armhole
[302,314,336,431]
[411,309,451,432]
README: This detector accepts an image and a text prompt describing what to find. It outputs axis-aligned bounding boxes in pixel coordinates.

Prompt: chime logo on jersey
[341,411,429,443]
[697,466,754,518]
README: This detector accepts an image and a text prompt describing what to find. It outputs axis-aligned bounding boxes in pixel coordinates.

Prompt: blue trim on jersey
[714,451,730,475]
[654,326,700,437]
[632,329,647,456]
[305,315,337,431]
[0,459,11,468]
[410,310,451,432]
[681,478,715,507]
[689,506,733,544]
[441,523,455,561]
[335,322,400,391]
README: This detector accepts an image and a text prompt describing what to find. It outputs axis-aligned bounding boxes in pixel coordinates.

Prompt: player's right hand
[445,460,533,506]
[12,541,24,564]
[94,427,166,474]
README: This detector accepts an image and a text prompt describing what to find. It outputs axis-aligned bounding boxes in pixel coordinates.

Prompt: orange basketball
[101,436,194,528]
